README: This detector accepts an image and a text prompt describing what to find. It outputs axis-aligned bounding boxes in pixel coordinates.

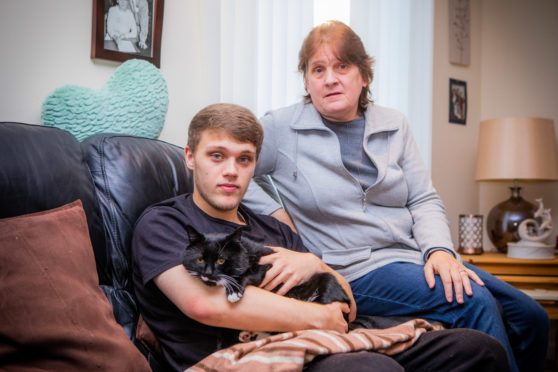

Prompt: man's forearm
[207,286,333,331]
[155,265,347,333]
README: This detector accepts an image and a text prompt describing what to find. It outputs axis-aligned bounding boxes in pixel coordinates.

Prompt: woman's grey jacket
[243,101,457,282]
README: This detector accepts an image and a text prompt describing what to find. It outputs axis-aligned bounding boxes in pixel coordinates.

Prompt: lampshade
[475,117,558,253]
[476,117,558,181]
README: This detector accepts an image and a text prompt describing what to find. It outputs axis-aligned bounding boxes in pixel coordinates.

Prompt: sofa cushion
[0,122,109,285]
[0,200,151,371]
[81,134,193,290]
[81,133,192,354]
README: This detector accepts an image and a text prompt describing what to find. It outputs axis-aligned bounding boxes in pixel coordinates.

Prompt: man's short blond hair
[187,103,264,157]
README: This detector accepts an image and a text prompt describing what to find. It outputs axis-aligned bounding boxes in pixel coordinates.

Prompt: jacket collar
[289,103,325,130]
[291,102,400,135]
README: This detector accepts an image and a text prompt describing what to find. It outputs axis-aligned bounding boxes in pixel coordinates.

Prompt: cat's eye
[217,258,225,265]
[196,258,204,264]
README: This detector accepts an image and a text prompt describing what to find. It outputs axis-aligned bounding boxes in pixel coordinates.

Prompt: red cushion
[0,200,151,371]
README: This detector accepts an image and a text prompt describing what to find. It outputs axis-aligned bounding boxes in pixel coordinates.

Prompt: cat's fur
[182,225,350,308]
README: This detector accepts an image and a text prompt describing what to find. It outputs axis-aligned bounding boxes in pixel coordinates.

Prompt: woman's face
[304,43,366,122]
[118,0,129,10]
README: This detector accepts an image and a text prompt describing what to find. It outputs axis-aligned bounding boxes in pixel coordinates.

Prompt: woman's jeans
[350,262,549,372]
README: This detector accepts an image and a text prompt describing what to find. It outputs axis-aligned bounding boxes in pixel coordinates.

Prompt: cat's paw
[238,330,272,343]
[238,330,255,343]
[227,292,242,303]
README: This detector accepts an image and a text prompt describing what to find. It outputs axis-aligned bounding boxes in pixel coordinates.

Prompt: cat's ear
[186,225,204,243]
[228,227,244,243]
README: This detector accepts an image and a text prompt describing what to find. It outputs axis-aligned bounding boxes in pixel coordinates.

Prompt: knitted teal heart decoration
[41,59,168,141]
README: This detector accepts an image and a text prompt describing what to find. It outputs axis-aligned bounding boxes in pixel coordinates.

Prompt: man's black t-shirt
[131,193,307,371]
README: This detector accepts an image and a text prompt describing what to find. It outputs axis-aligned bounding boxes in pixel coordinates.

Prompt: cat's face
[183,226,249,286]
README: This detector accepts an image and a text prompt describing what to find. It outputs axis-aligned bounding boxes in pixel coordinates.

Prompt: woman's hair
[187,103,264,157]
[298,20,375,115]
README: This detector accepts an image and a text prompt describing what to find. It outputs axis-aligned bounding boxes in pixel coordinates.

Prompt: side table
[461,252,558,318]
[462,252,558,370]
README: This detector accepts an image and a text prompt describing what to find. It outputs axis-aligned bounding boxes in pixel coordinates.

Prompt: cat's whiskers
[217,275,244,303]
[218,274,242,291]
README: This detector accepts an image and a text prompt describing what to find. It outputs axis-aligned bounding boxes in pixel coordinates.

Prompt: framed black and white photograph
[449,78,467,125]
[91,0,164,67]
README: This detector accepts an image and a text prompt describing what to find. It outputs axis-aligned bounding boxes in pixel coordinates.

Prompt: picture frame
[449,78,467,125]
[449,0,470,66]
[91,0,164,67]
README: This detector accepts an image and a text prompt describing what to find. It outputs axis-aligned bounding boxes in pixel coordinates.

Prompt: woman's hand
[259,247,323,295]
[259,246,357,322]
[424,250,484,303]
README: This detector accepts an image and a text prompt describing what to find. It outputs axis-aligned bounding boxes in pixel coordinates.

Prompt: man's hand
[320,302,350,333]
[424,250,484,303]
[259,246,323,295]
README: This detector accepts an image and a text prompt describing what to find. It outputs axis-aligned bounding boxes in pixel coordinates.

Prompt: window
[200,0,433,168]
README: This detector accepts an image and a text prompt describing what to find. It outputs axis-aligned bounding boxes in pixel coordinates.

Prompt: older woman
[245,21,548,372]
[106,0,138,45]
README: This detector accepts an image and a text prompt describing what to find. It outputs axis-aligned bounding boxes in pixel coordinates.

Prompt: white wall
[478,0,558,251]
[432,0,558,251]
[0,0,206,148]
[432,0,483,248]
[2,0,557,249]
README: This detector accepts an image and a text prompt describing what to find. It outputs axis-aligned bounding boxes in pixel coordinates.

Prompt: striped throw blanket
[186,319,441,372]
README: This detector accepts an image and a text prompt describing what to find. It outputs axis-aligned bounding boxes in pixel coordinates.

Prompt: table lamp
[475,117,558,253]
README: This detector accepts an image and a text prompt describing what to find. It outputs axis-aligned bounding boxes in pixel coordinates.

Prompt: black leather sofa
[0,121,452,371]
[0,122,193,370]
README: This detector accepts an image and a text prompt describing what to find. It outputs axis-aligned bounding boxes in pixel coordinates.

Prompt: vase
[486,186,536,253]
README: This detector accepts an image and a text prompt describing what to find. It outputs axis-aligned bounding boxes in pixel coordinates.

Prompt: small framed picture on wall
[91,0,164,67]
[449,78,467,125]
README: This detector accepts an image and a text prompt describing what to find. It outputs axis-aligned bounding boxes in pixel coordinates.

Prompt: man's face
[185,129,256,220]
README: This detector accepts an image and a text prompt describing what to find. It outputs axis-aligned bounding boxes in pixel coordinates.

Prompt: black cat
[182,225,350,309]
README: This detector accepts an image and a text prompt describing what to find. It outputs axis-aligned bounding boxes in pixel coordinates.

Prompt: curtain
[197,0,433,168]
[351,0,434,169]
[199,0,312,118]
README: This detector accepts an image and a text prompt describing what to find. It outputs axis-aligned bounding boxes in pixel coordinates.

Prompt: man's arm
[154,265,349,333]
[270,208,297,232]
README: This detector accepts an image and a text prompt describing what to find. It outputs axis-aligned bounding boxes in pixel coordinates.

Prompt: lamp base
[486,186,536,253]
[459,246,483,255]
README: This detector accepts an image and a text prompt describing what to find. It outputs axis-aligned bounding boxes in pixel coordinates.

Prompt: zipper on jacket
[362,191,367,211]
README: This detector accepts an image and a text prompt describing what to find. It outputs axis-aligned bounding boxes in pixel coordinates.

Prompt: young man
[131,103,509,371]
